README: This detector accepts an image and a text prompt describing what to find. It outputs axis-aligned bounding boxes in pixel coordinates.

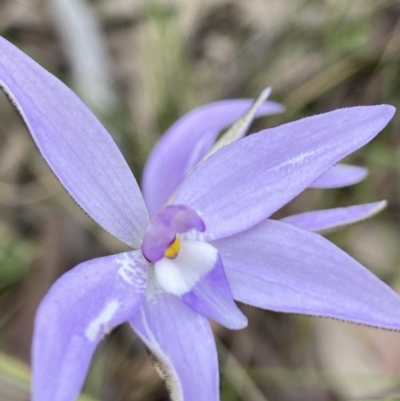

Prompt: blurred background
[1,0,400,400]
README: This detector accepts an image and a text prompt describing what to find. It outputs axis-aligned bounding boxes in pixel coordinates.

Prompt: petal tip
[374,199,388,213]
[372,104,396,120]
[236,314,249,330]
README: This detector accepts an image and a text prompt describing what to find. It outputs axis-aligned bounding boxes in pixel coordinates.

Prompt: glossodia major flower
[1,37,400,401]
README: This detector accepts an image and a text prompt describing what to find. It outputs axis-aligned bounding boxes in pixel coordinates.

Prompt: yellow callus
[164,237,181,259]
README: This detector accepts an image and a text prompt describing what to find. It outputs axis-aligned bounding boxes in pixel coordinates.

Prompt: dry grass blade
[48,0,116,112]
[205,87,272,159]
[0,351,98,401]
[217,337,270,401]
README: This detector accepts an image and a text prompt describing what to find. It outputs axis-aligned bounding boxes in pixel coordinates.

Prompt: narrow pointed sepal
[32,251,148,401]
[281,201,386,234]
[130,292,219,401]
[0,37,149,248]
[213,219,400,330]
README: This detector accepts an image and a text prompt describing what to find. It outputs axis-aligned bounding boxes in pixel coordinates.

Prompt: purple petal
[174,106,395,241]
[142,205,205,262]
[154,240,247,329]
[130,291,219,401]
[142,99,284,215]
[213,219,400,330]
[281,200,386,233]
[0,38,148,248]
[181,254,247,329]
[311,163,368,188]
[32,251,148,401]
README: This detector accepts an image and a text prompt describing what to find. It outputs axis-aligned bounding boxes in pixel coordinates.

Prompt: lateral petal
[0,37,148,248]
[311,163,368,188]
[154,241,247,329]
[281,200,386,234]
[142,99,284,215]
[32,251,148,401]
[181,254,247,330]
[174,106,394,240]
[213,219,400,330]
[130,291,219,401]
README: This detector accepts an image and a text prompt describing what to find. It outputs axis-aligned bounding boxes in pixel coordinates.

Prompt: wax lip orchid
[1,37,400,401]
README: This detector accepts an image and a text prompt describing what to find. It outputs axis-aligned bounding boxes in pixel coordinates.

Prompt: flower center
[164,237,181,259]
[142,204,205,262]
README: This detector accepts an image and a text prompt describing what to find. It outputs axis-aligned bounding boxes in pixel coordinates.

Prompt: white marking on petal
[277,149,317,169]
[85,300,119,341]
[117,253,147,287]
[154,241,218,296]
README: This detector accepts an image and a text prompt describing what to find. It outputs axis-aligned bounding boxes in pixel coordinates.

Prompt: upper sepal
[0,37,149,248]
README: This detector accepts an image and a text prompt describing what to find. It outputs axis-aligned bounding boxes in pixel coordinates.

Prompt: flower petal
[174,106,394,240]
[32,251,148,401]
[154,241,247,329]
[311,163,368,188]
[181,254,247,330]
[130,291,219,401]
[281,200,386,234]
[213,219,400,330]
[142,98,284,215]
[0,37,148,248]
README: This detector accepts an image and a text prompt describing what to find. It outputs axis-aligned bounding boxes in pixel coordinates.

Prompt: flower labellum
[1,37,400,401]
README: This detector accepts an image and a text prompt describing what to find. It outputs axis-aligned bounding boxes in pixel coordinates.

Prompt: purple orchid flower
[1,37,400,401]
